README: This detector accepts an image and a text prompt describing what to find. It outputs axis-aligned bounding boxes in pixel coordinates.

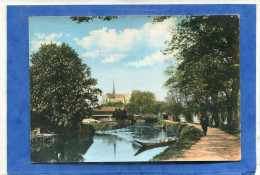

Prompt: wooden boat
[134,138,177,148]
[133,138,177,156]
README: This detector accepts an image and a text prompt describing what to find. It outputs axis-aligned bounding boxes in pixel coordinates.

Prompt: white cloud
[142,18,176,48]
[82,50,103,58]
[74,17,176,53]
[102,54,126,63]
[74,27,140,52]
[34,32,45,39]
[30,32,63,51]
[126,50,168,68]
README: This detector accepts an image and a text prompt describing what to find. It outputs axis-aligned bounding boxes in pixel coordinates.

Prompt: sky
[29,16,177,102]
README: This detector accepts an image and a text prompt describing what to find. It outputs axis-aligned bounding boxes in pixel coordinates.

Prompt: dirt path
[164,120,241,161]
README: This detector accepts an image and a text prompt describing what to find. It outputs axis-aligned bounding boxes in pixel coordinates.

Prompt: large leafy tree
[130,90,156,114]
[162,15,240,128]
[30,43,102,131]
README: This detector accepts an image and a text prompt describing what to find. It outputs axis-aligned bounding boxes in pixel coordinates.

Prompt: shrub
[127,114,134,121]
[143,115,159,122]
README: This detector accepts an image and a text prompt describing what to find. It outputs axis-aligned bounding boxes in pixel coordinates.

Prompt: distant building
[103,78,130,104]
[92,107,126,122]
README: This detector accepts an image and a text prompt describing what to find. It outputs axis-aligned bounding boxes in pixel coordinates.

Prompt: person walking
[201,116,209,136]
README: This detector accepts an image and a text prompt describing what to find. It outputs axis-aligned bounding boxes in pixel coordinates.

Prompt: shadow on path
[164,120,241,161]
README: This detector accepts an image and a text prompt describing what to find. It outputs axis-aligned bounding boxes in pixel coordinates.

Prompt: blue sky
[29,16,176,102]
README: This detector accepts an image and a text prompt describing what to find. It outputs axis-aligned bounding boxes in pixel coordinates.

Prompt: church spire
[112,77,115,94]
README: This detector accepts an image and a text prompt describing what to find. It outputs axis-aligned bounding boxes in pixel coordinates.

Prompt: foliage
[130,90,156,106]
[162,15,240,129]
[113,108,127,120]
[143,114,159,122]
[80,124,96,136]
[151,101,168,115]
[30,43,102,132]
[129,90,157,114]
[85,122,118,131]
[70,16,118,23]
[152,121,203,161]
[126,114,135,121]
[124,103,140,114]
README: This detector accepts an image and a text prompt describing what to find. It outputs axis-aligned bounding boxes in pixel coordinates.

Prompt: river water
[31,121,177,163]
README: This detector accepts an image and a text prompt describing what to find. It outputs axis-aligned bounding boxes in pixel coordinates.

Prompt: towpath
[164,120,241,161]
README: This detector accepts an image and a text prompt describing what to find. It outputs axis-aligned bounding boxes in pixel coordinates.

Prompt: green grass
[151,121,203,161]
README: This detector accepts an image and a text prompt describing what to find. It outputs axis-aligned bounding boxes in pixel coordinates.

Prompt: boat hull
[134,139,176,148]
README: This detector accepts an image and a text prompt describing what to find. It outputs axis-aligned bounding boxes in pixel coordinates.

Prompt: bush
[80,124,96,137]
[143,115,159,122]
[127,114,134,121]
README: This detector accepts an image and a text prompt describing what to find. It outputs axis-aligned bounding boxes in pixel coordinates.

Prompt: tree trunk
[211,93,219,127]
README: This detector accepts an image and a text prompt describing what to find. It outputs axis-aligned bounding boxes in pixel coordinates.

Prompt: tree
[130,90,156,106]
[70,16,118,23]
[130,90,156,114]
[151,101,168,115]
[30,43,102,132]
[124,103,140,114]
[161,15,240,129]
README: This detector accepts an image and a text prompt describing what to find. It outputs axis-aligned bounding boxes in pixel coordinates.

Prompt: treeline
[102,90,168,115]
[159,15,240,132]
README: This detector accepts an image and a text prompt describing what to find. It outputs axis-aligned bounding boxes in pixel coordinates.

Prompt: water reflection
[31,135,93,163]
[31,122,177,162]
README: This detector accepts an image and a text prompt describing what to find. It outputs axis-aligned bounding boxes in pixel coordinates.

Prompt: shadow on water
[31,135,93,163]
[134,146,151,156]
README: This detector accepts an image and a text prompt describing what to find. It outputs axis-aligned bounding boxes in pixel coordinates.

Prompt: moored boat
[134,137,177,148]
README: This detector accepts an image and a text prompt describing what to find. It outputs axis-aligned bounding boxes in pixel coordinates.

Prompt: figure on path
[201,115,209,136]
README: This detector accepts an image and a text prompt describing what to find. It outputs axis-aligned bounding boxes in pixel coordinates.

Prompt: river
[31,121,178,163]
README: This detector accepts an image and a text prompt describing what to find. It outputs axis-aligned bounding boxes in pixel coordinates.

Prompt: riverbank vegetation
[143,114,159,122]
[82,122,117,133]
[154,15,240,133]
[152,121,203,161]
[30,43,102,134]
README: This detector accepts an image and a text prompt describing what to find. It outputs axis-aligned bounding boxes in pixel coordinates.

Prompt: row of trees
[158,15,240,130]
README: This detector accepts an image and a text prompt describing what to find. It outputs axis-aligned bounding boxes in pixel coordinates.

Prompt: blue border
[7,5,256,174]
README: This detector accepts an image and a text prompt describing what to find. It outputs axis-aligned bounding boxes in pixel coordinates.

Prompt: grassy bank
[151,121,203,161]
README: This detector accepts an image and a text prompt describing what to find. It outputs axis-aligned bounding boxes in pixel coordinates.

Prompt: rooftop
[106,93,125,99]
[94,107,126,112]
